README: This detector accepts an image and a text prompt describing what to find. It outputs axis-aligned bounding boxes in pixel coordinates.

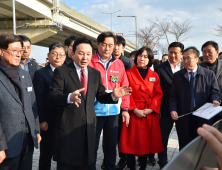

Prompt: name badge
[111,75,119,83]
[149,77,156,82]
[27,87,32,92]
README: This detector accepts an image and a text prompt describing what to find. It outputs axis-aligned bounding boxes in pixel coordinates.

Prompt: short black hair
[182,46,200,58]
[17,35,31,44]
[134,47,154,67]
[130,50,137,57]
[116,35,126,47]
[97,31,117,44]
[199,56,204,62]
[64,35,78,47]
[153,59,160,67]
[168,42,184,52]
[49,42,66,53]
[201,41,219,51]
[0,33,23,49]
[162,54,168,58]
[219,52,222,56]
[73,37,93,53]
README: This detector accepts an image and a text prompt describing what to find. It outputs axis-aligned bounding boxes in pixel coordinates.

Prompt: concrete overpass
[0,0,136,56]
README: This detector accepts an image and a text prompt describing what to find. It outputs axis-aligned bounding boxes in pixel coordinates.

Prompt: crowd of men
[0,31,222,170]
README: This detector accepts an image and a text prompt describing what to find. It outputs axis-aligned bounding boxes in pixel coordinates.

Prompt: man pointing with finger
[49,37,131,170]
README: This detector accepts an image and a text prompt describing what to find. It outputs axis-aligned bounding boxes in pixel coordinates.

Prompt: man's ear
[71,51,75,60]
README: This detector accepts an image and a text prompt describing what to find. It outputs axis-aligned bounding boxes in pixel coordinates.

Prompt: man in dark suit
[169,46,220,150]
[0,33,41,169]
[33,42,66,170]
[199,41,222,123]
[49,37,131,170]
[64,35,78,65]
[17,35,41,80]
[154,42,184,169]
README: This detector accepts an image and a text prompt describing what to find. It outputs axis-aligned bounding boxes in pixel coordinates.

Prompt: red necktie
[80,69,87,97]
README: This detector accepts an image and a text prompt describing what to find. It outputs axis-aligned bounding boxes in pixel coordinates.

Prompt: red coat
[119,65,163,156]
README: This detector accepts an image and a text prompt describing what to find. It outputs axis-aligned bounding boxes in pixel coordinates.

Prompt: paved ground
[32,126,179,170]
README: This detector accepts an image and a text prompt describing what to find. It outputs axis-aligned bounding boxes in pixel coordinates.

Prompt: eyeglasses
[5,49,24,55]
[69,44,74,48]
[138,55,148,59]
[50,52,66,58]
[182,57,197,62]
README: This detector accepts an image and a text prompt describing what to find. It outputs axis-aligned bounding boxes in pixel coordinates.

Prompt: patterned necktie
[80,69,87,97]
[189,72,195,111]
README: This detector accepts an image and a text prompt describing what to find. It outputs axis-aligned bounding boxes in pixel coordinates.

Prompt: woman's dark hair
[0,33,23,49]
[134,47,154,68]
[218,52,222,56]
[73,37,93,53]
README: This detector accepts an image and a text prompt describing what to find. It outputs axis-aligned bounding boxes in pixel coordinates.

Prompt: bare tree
[137,22,163,49]
[168,19,193,42]
[215,25,222,37]
[149,18,171,45]
[157,43,168,55]
[214,8,222,36]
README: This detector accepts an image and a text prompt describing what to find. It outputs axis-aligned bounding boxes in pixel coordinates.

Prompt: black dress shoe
[147,156,156,166]
[101,160,105,169]
[116,158,127,170]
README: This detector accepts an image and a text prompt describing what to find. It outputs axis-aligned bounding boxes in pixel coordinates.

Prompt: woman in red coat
[119,47,163,170]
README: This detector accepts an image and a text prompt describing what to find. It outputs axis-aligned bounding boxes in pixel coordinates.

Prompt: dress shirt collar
[97,52,112,64]
[187,65,198,74]
[20,57,31,65]
[50,64,55,72]
[168,59,181,69]
[73,61,87,74]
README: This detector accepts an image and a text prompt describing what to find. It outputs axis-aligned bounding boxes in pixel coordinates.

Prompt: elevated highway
[0,0,136,56]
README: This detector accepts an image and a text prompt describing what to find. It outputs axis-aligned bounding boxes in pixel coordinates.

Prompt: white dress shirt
[67,62,88,103]
[67,61,116,104]
[168,60,181,74]
[187,65,198,81]
[50,64,55,72]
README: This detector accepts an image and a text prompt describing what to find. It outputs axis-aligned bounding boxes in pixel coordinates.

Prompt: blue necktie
[189,72,195,111]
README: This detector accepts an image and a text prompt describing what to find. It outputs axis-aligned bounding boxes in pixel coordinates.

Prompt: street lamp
[117,16,138,49]
[16,23,30,29]
[12,0,16,34]
[102,10,121,31]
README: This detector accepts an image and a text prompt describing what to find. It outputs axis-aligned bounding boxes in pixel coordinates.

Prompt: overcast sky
[32,0,222,63]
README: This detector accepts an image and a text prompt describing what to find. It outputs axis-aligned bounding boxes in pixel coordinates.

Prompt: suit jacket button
[82,118,86,121]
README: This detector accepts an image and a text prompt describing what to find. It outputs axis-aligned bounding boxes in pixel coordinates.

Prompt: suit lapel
[164,61,173,79]
[68,63,86,100]
[45,64,53,80]
[87,66,95,101]
[0,71,23,106]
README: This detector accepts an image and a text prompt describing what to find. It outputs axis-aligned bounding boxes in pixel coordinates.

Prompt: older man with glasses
[0,33,41,170]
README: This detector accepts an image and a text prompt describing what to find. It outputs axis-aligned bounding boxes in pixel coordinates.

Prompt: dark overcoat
[49,62,116,166]
[169,66,220,140]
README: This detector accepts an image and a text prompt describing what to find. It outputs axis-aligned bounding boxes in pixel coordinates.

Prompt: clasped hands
[133,108,153,118]
[70,83,132,107]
